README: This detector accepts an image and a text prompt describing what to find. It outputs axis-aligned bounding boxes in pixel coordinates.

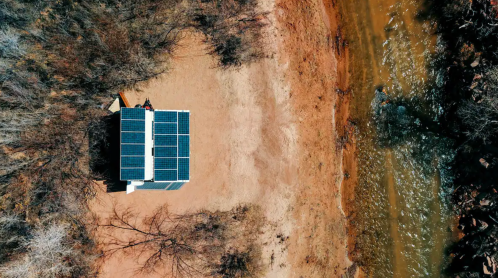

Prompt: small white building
[120,107,190,193]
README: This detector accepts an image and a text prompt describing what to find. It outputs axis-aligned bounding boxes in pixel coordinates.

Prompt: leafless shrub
[0,28,26,58]
[189,0,266,67]
[2,224,75,278]
[0,212,26,256]
[0,213,23,231]
[0,110,44,146]
[213,247,262,278]
[458,67,498,143]
[458,96,498,143]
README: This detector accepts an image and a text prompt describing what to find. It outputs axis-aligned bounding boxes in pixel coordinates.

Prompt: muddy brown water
[336,0,456,277]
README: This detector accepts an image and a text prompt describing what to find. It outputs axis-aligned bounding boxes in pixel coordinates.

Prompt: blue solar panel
[121,156,145,168]
[122,108,146,120]
[121,168,145,180]
[167,182,185,190]
[178,136,189,157]
[155,147,177,157]
[178,158,189,180]
[155,111,177,122]
[155,123,177,134]
[136,182,171,190]
[121,144,145,156]
[155,135,177,146]
[155,158,177,169]
[122,120,146,132]
[119,109,190,184]
[122,132,145,144]
[155,170,177,181]
[178,112,189,134]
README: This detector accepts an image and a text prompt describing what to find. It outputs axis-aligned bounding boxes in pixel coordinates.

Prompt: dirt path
[90,0,352,277]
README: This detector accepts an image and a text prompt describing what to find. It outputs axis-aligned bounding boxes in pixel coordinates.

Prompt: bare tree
[99,205,223,277]
[98,204,264,277]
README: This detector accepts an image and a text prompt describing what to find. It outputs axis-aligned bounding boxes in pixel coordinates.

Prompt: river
[336,0,457,277]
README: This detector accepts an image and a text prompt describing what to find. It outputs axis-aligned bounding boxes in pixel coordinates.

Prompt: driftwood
[335,26,348,57]
[336,87,351,96]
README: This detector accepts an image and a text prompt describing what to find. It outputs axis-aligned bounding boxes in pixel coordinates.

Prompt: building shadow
[89,112,127,192]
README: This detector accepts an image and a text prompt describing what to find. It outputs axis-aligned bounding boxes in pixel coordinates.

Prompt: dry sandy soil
[90,0,353,277]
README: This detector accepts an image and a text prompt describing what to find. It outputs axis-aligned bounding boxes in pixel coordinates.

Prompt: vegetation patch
[189,0,266,67]
[422,0,498,277]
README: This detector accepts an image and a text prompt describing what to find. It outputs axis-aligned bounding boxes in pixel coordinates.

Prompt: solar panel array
[136,182,185,190]
[154,111,190,182]
[120,108,190,186]
[120,108,146,180]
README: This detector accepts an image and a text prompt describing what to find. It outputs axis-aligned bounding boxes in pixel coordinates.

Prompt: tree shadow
[372,87,446,147]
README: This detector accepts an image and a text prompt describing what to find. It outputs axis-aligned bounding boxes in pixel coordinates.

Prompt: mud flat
[90,0,351,277]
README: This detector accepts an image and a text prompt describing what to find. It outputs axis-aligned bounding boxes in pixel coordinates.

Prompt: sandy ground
[90,0,353,277]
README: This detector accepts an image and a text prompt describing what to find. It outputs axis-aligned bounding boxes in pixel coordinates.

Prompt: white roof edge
[144,110,154,180]
[154,109,190,112]
[126,184,135,194]
[152,180,189,183]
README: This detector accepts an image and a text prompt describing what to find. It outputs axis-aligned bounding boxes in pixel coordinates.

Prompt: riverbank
[90,0,353,277]
[319,1,361,276]
[276,0,353,276]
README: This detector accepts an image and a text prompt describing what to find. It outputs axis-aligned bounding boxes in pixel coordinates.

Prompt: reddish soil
[275,0,354,277]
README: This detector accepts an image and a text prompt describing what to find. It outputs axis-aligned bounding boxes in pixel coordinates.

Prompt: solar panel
[120,108,148,181]
[122,120,146,132]
[122,108,146,120]
[155,135,177,146]
[155,158,177,169]
[178,158,189,180]
[136,182,171,190]
[178,112,189,134]
[155,123,177,134]
[167,182,185,190]
[120,108,190,185]
[178,136,189,157]
[122,132,145,144]
[121,144,145,156]
[121,168,145,180]
[121,156,145,168]
[155,170,177,181]
[155,111,177,122]
[155,147,177,158]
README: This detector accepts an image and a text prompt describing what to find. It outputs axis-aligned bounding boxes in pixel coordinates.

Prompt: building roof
[120,108,190,183]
